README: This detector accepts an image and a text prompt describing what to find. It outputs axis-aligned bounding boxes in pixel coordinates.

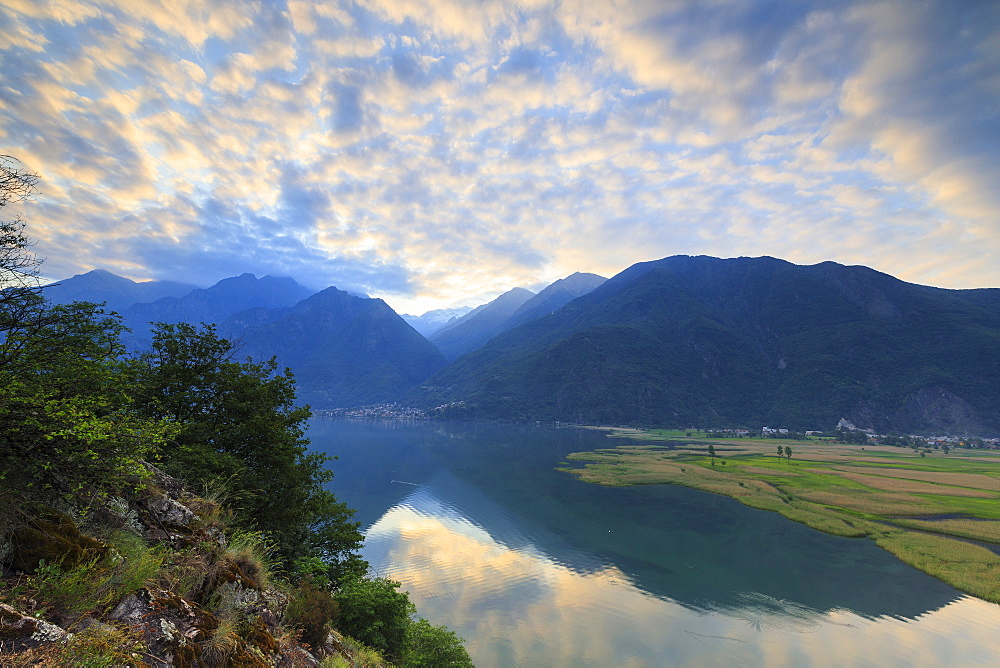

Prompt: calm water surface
[308,420,999,667]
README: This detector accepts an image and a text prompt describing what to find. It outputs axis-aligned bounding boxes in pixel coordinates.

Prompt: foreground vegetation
[0,157,472,665]
[563,429,1000,602]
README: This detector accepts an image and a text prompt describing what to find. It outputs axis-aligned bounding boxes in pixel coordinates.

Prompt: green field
[563,430,1000,602]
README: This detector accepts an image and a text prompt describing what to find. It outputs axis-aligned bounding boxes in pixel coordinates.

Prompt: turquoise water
[309,420,1000,667]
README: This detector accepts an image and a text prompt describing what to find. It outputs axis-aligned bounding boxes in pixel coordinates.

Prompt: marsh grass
[875,531,1000,602]
[891,518,1000,544]
[564,431,1000,602]
[811,470,996,497]
[833,467,1000,492]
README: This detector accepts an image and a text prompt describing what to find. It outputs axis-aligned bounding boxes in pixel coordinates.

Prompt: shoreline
[560,430,1000,603]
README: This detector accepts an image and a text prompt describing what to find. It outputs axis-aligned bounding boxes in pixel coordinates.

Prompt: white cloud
[0,0,998,314]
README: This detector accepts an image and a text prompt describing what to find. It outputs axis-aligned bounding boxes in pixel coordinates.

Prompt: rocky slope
[0,466,375,666]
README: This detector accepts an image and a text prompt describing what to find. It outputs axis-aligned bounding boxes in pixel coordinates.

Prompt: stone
[0,603,71,654]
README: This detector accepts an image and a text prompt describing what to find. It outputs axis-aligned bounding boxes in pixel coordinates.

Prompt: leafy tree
[404,617,473,667]
[707,443,716,465]
[785,445,792,463]
[0,299,171,501]
[335,575,472,666]
[335,576,414,661]
[0,155,48,367]
[138,322,365,580]
[777,445,784,458]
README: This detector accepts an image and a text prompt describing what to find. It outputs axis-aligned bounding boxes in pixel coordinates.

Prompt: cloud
[1,0,998,314]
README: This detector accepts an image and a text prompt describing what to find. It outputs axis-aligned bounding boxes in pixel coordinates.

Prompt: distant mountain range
[410,256,1000,435]
[46,258,1000,435]
[429,273,606,361]
[119,273,314,345]
[220,287,446,409]
[43,269,197,312]
[46,270,444,407]
[401,306,473,337]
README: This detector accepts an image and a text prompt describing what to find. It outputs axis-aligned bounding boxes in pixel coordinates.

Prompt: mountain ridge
[411,255,1000,435]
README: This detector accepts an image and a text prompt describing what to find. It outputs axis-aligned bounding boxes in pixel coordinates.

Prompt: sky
[2,0,999,315]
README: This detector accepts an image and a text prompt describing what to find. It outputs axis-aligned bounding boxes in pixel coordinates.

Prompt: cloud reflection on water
[362,483,1000,667]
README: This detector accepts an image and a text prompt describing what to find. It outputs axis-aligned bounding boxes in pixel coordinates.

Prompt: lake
[308,419,1000,667]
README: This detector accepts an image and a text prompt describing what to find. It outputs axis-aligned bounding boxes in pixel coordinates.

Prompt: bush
[285,576,340,649]
[334,577,413,661]
[404,617,473,667]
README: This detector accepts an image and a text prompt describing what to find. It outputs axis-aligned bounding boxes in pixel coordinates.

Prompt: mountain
[222,287,447,408]
[504,272,606,331]
[429,287,536,361]
[401,306,474,337]
[42,269,197,312]
[411,255,1000,435]
[121,273,314,344]
[427,275,607,362]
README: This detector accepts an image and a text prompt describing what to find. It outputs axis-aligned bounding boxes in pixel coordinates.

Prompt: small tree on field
[777,445,784,459]
[707,443,716,465]
[785,446,792,463]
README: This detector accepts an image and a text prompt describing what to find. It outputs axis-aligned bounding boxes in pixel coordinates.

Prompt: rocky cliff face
[0,466,364,666]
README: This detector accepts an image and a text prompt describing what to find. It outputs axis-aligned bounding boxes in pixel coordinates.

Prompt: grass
[31,531,164,622]
[563,430,1000,603]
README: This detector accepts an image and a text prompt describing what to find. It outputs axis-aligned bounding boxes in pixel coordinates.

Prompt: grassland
[563,429,1000,603]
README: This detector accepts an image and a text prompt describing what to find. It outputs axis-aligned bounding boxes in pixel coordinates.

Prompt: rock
[109,588,218,664]
[277,643,322,666]
[0,603,71,654]
[142,491,196,530]
[144,463,192,501]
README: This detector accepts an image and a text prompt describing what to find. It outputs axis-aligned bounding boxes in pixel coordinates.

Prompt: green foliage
[32,531,163,620]
[335,577,414,662]
[138,322,365,579]
[334,576,473,666]
[404,617,473,667]
[0,302,173,499]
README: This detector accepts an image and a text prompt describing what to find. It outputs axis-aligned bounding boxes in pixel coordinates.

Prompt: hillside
[430,287,536,360]
[412,256,1000,435]
[223,287,447,408]
[504,272,606,332]
[120,273,314,345]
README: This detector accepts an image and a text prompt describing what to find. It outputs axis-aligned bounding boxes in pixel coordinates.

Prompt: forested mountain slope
[412,255,1000,434]
[223,287,447,408]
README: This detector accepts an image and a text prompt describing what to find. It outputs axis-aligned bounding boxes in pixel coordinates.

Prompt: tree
[138,322,365,580]
[335,577,414,661]
[707,443,716,465]
[785,445,792,463]
[0,303,170,499]
[777,445,784,459]
[404,617,473,667]
[0,155,48,367]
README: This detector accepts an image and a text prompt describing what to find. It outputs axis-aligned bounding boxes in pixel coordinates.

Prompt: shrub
[285,576,340,649]
[334,577,413,661]
[404,617,473,667]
